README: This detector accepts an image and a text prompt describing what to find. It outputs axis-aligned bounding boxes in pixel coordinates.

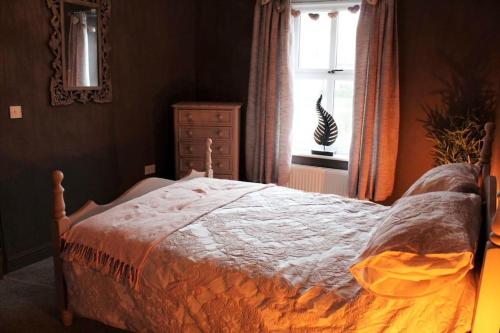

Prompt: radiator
[287,164,349,196]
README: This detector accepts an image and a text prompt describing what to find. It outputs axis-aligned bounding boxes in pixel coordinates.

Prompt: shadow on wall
[0,149,119,272]
[389,0,500,203]
[153,82,197,181]
[419,49,497,166]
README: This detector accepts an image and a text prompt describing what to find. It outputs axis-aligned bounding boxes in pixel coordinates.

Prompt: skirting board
[6,243,53,273]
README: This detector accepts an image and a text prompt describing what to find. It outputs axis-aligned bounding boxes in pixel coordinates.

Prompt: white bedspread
[64,184,476,332]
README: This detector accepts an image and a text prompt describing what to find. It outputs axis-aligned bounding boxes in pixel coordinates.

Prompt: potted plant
[421,57,496,165]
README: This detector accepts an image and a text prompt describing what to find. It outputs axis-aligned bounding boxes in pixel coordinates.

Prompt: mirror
[63,4,99,89]
[47,0,112,106]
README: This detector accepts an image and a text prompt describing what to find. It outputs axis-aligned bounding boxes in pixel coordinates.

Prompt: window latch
[328,69,344,74]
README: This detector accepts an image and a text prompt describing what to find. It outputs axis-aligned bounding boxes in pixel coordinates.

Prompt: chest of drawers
[173,102,241,180]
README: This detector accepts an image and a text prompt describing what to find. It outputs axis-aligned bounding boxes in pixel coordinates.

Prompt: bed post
[52,170,73,327]
[205,138,214,178]
[478,122,495,187]
[485,123,500,246]
[473,122,499,333]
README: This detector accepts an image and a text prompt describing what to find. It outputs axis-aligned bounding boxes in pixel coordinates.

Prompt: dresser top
[173,102,242,110]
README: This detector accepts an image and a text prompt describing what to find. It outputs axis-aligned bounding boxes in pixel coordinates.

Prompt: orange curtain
[246,0,294,185]
[348,0,400,201]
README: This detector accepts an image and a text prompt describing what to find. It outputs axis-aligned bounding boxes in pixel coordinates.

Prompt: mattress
[63,183,476,332]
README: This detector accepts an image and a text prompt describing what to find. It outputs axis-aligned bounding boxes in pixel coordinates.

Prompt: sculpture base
[311,150,334,157]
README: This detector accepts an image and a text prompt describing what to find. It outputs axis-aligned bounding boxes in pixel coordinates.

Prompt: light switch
[9,106,22,119]
[144,164,156,176]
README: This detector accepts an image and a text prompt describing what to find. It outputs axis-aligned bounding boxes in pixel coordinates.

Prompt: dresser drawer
[212,158,232,173]
[179,158,232,174]
[179,157,233,174]
[179,158,204,172]
[179,127,232,140]
[177,109,233,125]
[214,173,235,180]
[179,141,232,157]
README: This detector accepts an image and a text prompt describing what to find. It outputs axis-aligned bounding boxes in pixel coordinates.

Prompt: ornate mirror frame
[47,0,112,106]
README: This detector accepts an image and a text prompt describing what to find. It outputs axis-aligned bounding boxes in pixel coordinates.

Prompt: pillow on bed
[350,191,481,298]
[402,163,480,197]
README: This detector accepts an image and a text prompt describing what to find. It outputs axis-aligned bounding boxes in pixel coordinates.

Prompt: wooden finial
[479,122,495,177]
[205,138,214,178]
[53,170,70,235]
[53,170,66,220]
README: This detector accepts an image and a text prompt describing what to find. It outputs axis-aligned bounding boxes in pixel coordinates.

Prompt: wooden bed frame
[51,138,214,326]
[51,128,499,332]
[472,123,500,333]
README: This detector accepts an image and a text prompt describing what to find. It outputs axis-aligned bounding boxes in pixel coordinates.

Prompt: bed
[51,125,499,332]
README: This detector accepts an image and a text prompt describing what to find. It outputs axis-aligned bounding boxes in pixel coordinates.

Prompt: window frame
[291,0,360,167]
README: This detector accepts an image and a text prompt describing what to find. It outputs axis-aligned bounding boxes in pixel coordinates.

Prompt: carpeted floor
[0,258,127,333]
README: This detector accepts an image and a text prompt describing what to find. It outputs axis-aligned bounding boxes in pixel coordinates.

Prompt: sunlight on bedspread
[64,186,476,332]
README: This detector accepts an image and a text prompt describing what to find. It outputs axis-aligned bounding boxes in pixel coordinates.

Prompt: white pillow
[350,191,481,298]
[402,163,480,197]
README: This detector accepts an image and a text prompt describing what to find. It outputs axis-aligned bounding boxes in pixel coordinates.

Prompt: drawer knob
[216,162,223,168]
[187,130,193,137]
[187,113,193,121]
[217,130,223,136]
[217,146,223,152]
[187,146,193,152]
[217,114,223,120]
[188,162,194,168]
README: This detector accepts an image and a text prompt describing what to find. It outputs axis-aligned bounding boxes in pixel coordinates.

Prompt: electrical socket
[144,164,156,176]
[9,106,22,119]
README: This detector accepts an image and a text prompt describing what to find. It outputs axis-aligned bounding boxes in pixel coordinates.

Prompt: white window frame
[291,0,360,159]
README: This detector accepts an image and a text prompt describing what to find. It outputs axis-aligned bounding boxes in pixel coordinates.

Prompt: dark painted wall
[196,0,255,179]
[389,0,500,201]
[0,0,196,271]
[2,0,499,272]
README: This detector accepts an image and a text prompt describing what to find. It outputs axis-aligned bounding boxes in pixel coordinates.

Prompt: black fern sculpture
[312,95,338,156]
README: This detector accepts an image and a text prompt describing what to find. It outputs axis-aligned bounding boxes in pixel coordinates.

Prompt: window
[291,2,360,161]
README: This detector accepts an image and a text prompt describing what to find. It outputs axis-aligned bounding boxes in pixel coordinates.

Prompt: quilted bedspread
[63,184,476,332]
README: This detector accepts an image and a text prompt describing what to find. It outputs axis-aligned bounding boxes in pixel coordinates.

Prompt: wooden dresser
[173,102,241,180]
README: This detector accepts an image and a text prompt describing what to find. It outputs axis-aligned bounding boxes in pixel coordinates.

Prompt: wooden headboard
[473,122,500,333]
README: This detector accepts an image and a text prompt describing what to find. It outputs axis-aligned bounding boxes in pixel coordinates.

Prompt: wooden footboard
[51,138,214,326]
[51,170,73,326]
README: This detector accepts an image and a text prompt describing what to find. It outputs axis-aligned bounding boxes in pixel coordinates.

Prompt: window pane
[291,5,358,160]
[292,79,330,155]
[331,80,354,156]
[335,10,359,70]
[298,12,331,70]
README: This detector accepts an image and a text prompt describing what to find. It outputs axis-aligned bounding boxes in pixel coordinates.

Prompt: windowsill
[292,153,349,170]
